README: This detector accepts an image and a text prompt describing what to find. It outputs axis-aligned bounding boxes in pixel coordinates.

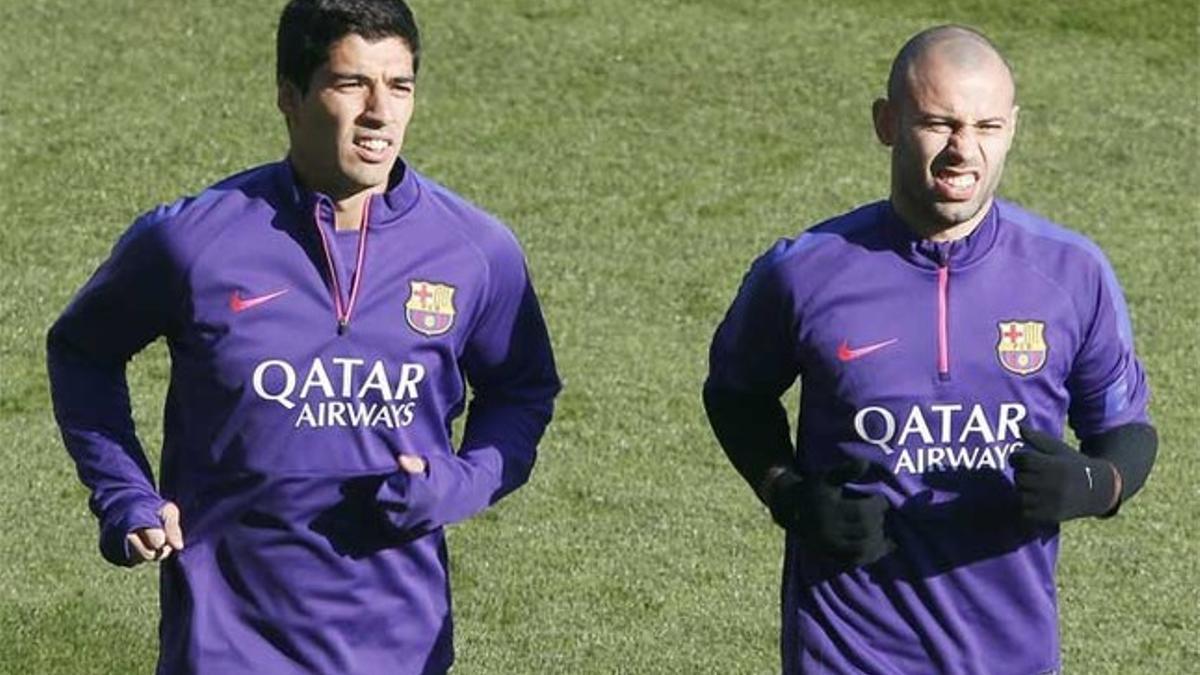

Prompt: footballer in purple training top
[704,26,1157,675]
[47,2,559,673]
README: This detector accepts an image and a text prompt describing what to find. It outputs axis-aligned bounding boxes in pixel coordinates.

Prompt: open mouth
[933,170,979,200]
[353,136,393,161]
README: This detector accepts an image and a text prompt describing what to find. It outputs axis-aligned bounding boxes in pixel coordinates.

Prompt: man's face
[279,34,415,200]
[875,53,1018,233]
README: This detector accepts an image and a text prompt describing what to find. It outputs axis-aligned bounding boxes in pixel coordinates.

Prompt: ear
[277,80,301,121]
[872,98,895,146]
[1009,104,1020,139]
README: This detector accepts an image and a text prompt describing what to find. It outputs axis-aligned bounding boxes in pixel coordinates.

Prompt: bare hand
[397,454,427,475]
[126,501,185,564]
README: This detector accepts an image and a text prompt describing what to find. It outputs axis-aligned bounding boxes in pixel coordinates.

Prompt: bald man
[704,25,1156,674]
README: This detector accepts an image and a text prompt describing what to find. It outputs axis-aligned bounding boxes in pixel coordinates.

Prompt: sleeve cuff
[100,497,164,567]
[375,454,449,537]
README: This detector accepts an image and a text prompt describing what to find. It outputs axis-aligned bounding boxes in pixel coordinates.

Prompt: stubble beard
[893,169,997,239]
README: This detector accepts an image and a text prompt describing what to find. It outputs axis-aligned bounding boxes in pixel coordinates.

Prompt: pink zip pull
[313,199,372,335]
[937,265,950,380]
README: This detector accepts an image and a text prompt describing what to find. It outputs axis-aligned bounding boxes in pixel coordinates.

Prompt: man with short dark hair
[704,25,1157,673]
[48,1,560,672]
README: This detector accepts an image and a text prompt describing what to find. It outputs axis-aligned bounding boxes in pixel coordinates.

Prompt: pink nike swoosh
[230,288,289,313]
[837,338,899,362]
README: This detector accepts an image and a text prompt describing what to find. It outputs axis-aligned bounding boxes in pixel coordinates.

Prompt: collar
[880,200,1000,271]
[276,158,421,229]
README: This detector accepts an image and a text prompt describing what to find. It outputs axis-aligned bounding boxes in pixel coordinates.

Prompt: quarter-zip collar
[276,157,422,229]
[874,200,1001,383]
[314,198,370,335]
[880,200,1000,272]
[274,158,421,334]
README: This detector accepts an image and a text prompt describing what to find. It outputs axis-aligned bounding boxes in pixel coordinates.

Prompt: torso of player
[159,171,486,479]
[788,202,1086,508]
[766,201,1144,673]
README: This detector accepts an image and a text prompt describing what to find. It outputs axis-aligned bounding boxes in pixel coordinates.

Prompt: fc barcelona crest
[405,281,456,336]
[996,320,1048,376]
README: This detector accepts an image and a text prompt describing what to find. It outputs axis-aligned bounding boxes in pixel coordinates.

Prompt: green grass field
[2,1,1197,672]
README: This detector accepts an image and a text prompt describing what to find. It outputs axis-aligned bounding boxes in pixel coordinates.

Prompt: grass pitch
[1,1,1196,672]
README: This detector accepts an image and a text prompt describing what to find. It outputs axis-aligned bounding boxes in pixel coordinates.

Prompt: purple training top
[48,160,561,674]
[708,199,1149,674]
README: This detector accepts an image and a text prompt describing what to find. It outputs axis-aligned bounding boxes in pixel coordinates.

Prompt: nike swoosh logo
[230,288,289,313]
[837,338,899,362]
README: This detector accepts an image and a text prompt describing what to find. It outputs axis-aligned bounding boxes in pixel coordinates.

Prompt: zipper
[313,199,371,335]
[936,264,950,381]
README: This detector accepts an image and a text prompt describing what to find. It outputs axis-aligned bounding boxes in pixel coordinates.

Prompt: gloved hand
[765,458,892,567]
[1012,425,1120,524]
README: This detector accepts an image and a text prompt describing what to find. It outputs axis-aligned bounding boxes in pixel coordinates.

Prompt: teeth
[357,139,389,152]
[944,174,976,188]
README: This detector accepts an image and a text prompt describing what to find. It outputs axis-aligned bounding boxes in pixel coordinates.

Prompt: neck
[331,191,375,231]
[288,157,387,231]
[891,196,993,242]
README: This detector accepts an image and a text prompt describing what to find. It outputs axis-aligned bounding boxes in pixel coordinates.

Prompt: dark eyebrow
[327,71,415,85]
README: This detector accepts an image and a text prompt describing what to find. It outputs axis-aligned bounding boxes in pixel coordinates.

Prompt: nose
[945,126,978,159]
[360,82,391,126]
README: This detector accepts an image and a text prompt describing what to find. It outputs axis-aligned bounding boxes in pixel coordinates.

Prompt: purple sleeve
[708,240,801,397]
[47,206,180,566]
[377,234,560,535]
[1066,251,1150,437]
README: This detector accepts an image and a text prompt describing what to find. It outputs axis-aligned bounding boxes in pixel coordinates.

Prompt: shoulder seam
[997,202,1108,356]
[169,164,285,333]
[423,185,512,338]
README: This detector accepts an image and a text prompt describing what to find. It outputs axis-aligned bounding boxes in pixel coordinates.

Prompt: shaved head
[873,25,1021,240]
[887,25,1015,105]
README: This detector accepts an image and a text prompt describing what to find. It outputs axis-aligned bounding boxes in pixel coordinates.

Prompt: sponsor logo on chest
[854,402,1028,475]
[251,357,426,429]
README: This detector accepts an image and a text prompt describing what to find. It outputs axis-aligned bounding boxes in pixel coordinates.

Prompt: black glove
[1012,425,1119,524]
[765,458,892,567]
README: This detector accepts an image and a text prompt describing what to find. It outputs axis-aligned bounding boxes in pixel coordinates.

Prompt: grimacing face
[279,34,416,201]
[874,51,1019,236]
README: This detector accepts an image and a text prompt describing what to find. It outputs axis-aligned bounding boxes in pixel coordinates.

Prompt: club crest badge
[405,281,456,336]
[996,320,1048,376]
